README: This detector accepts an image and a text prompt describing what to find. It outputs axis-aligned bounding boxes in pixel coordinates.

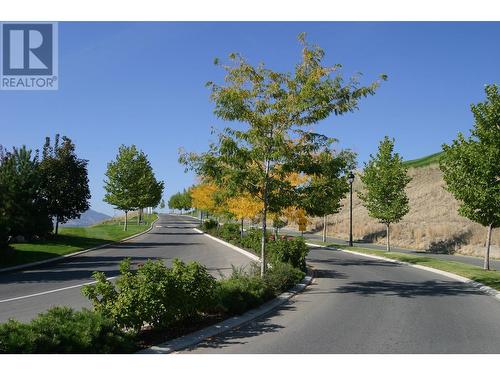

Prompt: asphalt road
[0,214,252,323]
[182,246,500,354]
[279,228,500,270]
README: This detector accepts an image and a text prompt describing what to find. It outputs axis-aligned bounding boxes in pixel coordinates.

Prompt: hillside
[61,209,111,227]
[304,153,499,258]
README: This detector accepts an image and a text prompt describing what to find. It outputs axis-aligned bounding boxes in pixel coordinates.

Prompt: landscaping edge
[0,216,159,274]
[135,218,312,354]
[137,269,313,354]
[307,242,500,302]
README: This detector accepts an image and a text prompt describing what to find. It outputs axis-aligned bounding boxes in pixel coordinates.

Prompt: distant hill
[61,209,111,227]
[403,151,443,168]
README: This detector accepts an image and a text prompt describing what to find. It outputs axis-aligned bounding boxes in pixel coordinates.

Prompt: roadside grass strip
[0,214,158,270]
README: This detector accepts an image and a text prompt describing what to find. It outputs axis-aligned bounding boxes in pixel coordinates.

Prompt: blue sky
[1,22,500,215]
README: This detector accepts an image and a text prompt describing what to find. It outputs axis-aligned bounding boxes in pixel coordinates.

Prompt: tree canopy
[181,33,386,275]
[359,136,411,251]
[440,84,500,269]
[104,145,164,230]
[40,135,91,234]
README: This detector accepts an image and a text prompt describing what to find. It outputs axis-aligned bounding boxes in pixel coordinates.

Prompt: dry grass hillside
[303,163,499,258]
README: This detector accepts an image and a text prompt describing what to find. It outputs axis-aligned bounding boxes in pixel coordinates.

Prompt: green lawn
[310,241,500,291]
[0,214,158,269]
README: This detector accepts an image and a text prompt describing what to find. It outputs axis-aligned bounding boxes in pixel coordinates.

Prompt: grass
[403,151,443,168]
[0,214,158,269]
[310,240,500,291]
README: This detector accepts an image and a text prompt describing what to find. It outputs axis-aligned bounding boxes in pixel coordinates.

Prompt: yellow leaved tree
[227,194,263,238]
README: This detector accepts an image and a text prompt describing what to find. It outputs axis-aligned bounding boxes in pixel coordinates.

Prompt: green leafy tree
[359,137,411,251]
[104,145,163,230]
[440,84,500,270]
[159,199,166,210]
[301,149,357,242]
[0,146,52,243]
[168,189,192,213]
[135,155,164,223]
[104,145,142,231]
[40,135,91,235]
[181,33,386,275]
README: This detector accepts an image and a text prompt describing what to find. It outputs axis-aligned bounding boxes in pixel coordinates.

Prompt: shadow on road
[183,305,296,351]
[334,280,482,298]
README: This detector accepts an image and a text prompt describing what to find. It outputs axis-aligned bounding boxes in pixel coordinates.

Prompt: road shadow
[334,280,483,298]
[182,304,297,351]
[307,256,401,268]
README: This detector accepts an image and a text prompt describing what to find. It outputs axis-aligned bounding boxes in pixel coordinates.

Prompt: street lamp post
[348,171,355,247]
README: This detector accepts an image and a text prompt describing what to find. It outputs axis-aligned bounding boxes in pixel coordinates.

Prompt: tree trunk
[322,215,327,243]
[55,216,59,235]
[261,158,271,277]
[484,223,493,270]
[261,204,268,277]
[124,211,128,231]
[240,218,244,240]
[386,223,390,252]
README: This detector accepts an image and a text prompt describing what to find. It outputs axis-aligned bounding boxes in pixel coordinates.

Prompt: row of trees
[358,84,499,270]
[168,189,192,213]
[0,135,91,247]
[177,33,498,273]
[103,145,164,231]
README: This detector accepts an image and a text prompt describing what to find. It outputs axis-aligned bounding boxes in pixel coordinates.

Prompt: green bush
[0,307,136,353]
[267,237,309,271]
[82,258,217,331]
[202,219,218,231]
[215,267,274,315]
[218,222,241,242]
[265,261,305,294]
[240,228,264,253]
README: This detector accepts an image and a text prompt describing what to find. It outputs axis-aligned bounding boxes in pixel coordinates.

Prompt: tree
[40,135,91,235]
[181,33,386,275]
[159,199,166,210]
[135,156,164,223]
[168,189,192,213]
[0,146,52,242]
[227,194,263,238]
[440,84,500,270]
[104,145,155,231]
[358,137,411,251]
[300,149,357,242]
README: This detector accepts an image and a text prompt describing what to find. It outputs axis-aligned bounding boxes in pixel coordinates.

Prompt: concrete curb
[192,228,261,262]
[0,216,159,274]
[306,242,500,302]
[138,271,314,354]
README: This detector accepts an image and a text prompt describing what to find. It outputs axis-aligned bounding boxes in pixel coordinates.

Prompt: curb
[0,216,159,274]
[137,270,314,354]
[192,228,261,262]
[306,242,500,302]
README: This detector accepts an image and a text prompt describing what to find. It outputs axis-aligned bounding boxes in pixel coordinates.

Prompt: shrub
[240,228,264,253]
[215,267,274,315]
[267,237,309,271]
[202,219,218,231]
[218,222,241,242]
[265,261,305,294]
[0,307,136,353]
[82,258,217,331]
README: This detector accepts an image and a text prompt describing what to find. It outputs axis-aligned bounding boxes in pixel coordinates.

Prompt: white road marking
[0,276,118,304]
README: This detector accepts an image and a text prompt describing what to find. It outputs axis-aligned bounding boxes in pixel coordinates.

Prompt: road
[0,214,252,323]
[279,228,500,270]
[181,245,500,354]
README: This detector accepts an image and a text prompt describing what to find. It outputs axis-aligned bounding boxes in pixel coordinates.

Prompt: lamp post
[348,171,355,247]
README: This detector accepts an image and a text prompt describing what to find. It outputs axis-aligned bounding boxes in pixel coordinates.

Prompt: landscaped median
[310,241,500,292]
[0,219,310,354]
[0,213,158,270]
